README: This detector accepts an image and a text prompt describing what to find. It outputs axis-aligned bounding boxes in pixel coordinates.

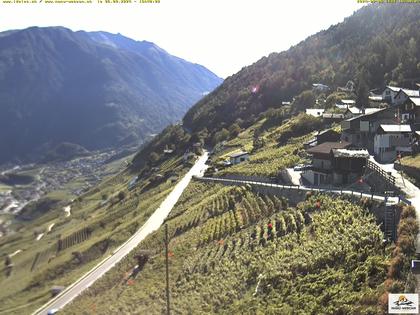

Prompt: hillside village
[206,83,420,198]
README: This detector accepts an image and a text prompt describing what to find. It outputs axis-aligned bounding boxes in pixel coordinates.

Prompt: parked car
[293,164,307,171]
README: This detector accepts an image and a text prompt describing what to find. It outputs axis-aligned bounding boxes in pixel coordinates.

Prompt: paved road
[371,158,420,253]
[33,152,209,315]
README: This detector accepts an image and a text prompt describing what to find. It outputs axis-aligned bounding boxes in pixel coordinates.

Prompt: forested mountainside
[0,27,221,164]
[132,4,420,170]
[182,4,419,135]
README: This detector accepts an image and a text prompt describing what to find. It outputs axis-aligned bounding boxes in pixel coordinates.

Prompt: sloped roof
[317,129,337,136]
[369,95,383,101]
[399,89,420,97]
[229,151,249,158]
[307,141,351,155]
[409,97,420,106]
[322,113,344,119]
[332,149,369,158]
[386,86,401,92]
[345,107,388,122]
[347,107,382,115]
[346,107,362,114]
[379,124,411,133]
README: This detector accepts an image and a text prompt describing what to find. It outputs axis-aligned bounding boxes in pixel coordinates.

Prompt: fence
[366,160,396,187]
[194,175,406,205]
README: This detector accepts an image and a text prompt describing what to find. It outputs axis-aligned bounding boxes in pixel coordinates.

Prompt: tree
[212,128,229,145]
[228,123,241,137]
[149,152,159,164]
[356,70,369,109]
[118,191,126,201]
[292,90,316,113]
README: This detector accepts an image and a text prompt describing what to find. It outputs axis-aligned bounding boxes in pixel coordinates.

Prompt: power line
[165,224,170,315]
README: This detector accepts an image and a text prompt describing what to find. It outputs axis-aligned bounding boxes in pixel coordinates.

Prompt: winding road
[33,152,208,315]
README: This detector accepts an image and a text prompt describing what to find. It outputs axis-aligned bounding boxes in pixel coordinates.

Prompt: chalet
[344,107,382,119]
[335,99,355,109]
[395,97,420,128]
[304,129,341,148]
[229,151,249,165]
[382,86,401,105]
[341,107,396,152]
[374,124,413,163]
[305,108,325,117]
[302,141,368,186]
[394,88,420,106]
[330,148,369,185]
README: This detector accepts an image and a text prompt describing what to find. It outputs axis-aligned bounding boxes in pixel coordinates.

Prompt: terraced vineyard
[65,181,398,315]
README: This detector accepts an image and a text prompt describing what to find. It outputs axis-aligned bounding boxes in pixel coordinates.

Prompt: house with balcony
[341,107,396,152]
[374,124,413,163]
[394,97,420,129]
[393,88,420,106]
[302,141,369,186]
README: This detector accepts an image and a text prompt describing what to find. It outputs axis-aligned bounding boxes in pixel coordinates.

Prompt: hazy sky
[0,0,365,78]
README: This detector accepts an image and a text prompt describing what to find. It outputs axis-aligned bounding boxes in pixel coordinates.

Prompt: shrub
[400,205,416,220]
[118,191,126,201]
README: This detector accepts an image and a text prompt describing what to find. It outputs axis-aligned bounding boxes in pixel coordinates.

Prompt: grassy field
[0,153,191,314]
[401,154,420,169]
[64,181,401,314]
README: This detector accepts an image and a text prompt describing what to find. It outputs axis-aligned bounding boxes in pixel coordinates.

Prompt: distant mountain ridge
[0,26,222,164]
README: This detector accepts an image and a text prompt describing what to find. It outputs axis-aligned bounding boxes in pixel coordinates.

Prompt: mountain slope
[0,27,222,164]
[182,4,420,136]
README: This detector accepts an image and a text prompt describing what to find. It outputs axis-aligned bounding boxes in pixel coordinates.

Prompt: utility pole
[165,224,170,315]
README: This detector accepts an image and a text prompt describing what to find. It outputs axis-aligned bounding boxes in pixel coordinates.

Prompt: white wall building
[229,151,249,165]
[305,108,325,117]
[382,86,401,105]
[374,124,413,162]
